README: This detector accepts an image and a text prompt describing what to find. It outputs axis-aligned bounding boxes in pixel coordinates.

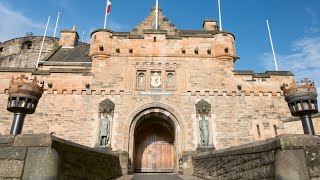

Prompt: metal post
[53,12,60,37]
[218,0,222,31]
[36,16,50,69]
[266,20,279,71]
[300,115,315,135]
[10,113,27,135]
[155,0,159,30]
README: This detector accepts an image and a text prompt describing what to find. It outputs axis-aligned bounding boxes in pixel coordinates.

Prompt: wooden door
[134,125,174,172]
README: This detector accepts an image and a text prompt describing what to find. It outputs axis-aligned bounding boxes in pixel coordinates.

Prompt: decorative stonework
[195,99,211,115]
[99,98,115,114]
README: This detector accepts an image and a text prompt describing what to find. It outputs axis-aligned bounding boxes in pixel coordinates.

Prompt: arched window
[167,73,175,88]
[137,72,146,90]
[139,73,145,84]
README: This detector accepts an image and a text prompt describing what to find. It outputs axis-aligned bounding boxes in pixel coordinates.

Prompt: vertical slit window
[273,125,278,136]
[257,125,261,138]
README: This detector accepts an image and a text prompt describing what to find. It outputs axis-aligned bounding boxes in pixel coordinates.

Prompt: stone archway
[127,103,184,173]
[134,115,175,172]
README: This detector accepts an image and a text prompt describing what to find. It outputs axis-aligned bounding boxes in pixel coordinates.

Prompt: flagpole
[218,0,222,31]
[36,16,50,70]
[53,12,60,37]
[81,31,85,42]
[104,3,108,29]
[266,19,279,71]
[155,0,158,30]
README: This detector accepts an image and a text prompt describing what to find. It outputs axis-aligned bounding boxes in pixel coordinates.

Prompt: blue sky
[0,0,319,95]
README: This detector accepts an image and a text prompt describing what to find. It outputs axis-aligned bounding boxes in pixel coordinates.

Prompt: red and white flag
[104,0,112,29]
[107,0,112,15]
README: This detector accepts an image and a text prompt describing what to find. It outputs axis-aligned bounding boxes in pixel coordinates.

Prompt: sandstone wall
[193,135,320,180]
[0,37,59,68]
[0,134,122,179]
[0,30,318,153]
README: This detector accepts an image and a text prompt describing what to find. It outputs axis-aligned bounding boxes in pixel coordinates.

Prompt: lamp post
[7,75,44,135]
[281,78,318,135]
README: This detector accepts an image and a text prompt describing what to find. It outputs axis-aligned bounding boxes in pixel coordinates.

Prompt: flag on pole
[107,0,112,15]
[104,0,112,29]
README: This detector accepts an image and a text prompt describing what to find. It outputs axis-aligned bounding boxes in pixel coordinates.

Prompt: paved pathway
[115,173,203,180]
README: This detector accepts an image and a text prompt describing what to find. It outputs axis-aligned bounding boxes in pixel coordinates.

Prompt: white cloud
[261,36,320,102]
[304,7,320,33]
[0,2,43,42]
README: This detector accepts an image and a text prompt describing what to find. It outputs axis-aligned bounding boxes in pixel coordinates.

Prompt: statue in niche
[199,116,209,147]
[99,113,110,146]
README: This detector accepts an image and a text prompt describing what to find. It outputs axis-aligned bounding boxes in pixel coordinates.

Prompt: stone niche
[195,99,214,152]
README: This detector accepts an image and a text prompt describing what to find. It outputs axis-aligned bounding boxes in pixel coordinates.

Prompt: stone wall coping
[0,67,91,75]
[42,62,92,66]
[106,30,234,39]
[0,36,59,46]
[0,88,284,97]
[193,134,320,159]
[233,70,294,77]
[0,134,119,157]
[90,29,113,37]
[51,136,119,157]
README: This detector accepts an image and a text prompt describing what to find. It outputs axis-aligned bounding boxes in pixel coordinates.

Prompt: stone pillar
[23,147,61,180]
[112,151,129,175]
[274,150,310,180]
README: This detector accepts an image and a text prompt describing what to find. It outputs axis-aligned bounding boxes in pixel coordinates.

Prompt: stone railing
[0,134,122,179]
[193,134,320,180]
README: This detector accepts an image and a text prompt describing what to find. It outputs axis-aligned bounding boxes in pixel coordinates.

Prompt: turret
[89,29,113,60]
[212,32,238,71]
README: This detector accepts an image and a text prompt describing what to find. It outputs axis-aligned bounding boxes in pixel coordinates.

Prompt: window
[138,73,145,85]
[256,125,261,138]
[0,47,3,53]
[166,71,175,89]
[21,41,32,50]
[136,71,146,90]
[273,125,278,136]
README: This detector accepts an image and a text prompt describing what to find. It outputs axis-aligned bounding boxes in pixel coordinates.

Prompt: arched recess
[126,103,185,172]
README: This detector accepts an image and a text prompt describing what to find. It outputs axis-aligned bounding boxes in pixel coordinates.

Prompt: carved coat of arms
[151,72,161,88]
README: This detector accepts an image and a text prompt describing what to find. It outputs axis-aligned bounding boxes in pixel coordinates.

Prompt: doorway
[134,118,175,172]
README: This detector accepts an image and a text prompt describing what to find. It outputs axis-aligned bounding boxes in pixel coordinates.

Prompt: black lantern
[281,78,318,135]
[7,75,44,134]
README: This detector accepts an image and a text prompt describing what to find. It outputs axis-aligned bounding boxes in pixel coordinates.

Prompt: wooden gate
[134,125,174,172]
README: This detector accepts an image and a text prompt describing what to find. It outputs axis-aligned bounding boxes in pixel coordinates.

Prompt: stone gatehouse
[0,6,319,173]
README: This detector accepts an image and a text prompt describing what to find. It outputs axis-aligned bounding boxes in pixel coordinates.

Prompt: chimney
[203,19,218,31]
[59,25,79,48]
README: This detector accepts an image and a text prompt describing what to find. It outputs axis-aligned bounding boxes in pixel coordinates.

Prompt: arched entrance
[134,116,175,172]
[127,104,183,173]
